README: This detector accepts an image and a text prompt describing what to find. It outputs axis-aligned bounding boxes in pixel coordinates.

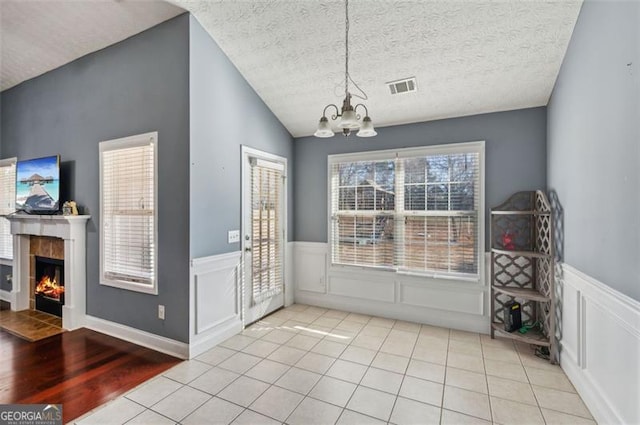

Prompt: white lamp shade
[356,116,377,137]
[338,110,360,129]
[314,117,335,138]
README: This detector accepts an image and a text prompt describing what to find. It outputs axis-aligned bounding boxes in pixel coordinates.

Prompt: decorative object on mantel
[62,201,78,215]
[314,0,376,138]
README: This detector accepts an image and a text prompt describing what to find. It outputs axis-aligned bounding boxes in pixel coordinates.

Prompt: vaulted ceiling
[0,0,184,91]
[1,0,583,137]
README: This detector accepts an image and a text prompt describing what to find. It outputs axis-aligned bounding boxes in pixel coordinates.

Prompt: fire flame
[36,275,64,299]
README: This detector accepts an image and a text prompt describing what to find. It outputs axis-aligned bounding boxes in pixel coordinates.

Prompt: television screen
[16,155,61,213]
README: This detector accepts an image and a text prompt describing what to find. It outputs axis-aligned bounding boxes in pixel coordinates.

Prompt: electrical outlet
[158,305,165,320]
[228,230,240,243]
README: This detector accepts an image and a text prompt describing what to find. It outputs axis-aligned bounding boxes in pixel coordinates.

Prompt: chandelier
[314,0,377,138]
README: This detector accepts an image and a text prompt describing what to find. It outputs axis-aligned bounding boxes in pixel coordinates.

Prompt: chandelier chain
[345,0,349,97]
[314,0,375,138]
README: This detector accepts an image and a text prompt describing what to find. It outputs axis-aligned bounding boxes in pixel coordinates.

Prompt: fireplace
[34,256,65,317]
[8,214,90,330]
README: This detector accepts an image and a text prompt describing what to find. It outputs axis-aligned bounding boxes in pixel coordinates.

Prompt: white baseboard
[85,315,189,359]
[558,264,640,425]
[0,289,10,302]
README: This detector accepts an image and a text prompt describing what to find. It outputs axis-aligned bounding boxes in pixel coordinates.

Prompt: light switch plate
[228,230,240,243]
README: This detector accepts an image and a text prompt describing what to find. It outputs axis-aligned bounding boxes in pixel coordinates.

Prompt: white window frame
[99,132,158,295]
[0,157,17,264]
[327,141,485,283]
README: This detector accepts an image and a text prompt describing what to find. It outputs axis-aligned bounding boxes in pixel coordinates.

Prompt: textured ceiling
[172,0,582,137]
[1,1,582,137]
[0,0,184,92]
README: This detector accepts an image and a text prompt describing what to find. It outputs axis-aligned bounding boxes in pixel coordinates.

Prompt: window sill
[329,263,483,286]
[396,269,480,283]
[100,278,158,295]
[0,258,12,266]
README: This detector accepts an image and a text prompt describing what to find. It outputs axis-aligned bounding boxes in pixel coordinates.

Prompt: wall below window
[294,107,547,250]
[293,242,492,333]
[0,14,191,343]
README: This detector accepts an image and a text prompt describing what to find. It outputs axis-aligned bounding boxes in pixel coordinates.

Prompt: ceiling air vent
[387,77,417,95]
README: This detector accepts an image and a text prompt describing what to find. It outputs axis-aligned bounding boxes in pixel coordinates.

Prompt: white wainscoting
[189,251,243,358]
[558,264,640,425]
[285,242,295,307]
[293,242,491,334]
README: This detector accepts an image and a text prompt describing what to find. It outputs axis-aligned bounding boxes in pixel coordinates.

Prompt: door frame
[240,145,288,326]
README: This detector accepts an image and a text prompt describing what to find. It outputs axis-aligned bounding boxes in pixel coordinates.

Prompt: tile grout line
[517,342,548,424]
[370,318,419,423]
[329,314,378,425]
[479,332,494,424]
[438,327,451,425]
[125,399,179,425]
[275,305,370,424]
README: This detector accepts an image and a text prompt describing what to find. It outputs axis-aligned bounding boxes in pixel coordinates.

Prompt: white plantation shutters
[0,159,16,260]
[251,158,284,304]
[329,143,483,279]
[100,133,157,294]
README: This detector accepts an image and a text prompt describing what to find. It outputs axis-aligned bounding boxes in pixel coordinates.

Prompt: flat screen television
[15,155,61,214]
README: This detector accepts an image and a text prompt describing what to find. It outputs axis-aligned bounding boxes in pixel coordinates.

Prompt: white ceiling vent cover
[387,77,417,95]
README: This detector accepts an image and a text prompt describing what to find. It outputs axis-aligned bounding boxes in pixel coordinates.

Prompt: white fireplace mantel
[8,214,90,330]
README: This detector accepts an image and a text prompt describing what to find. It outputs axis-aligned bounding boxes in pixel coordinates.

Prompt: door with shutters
[241,147,286,325]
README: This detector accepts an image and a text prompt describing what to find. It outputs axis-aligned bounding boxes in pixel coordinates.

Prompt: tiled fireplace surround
[29,236,65,311]
[8,215,90,330]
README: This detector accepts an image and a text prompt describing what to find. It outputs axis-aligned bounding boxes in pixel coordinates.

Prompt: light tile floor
[74,304,595,425]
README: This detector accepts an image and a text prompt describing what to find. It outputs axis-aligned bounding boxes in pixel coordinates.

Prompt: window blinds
[0,160,16,260]
[330,149,481,278]
[101,137,155,288]
[251,159,284,304]
[398,153,480,276]
[330,160,396,269]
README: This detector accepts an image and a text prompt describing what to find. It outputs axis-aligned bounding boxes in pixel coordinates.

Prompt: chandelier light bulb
[356,116,377,137]
[338,109,359,129]
[314,116,335,138]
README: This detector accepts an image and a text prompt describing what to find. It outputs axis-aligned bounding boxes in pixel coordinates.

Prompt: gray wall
[189,16,294,259]
[0,15,192,342]
[294,107,547,250]
[547,0,639,300]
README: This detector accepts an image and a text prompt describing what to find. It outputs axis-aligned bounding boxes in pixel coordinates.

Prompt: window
[250,157,285,304]
[329,141,484,280]
[99,132,157,294]
[0,158,17,261]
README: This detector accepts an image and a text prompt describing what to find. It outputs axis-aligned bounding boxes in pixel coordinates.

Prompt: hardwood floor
[0,327,181,423]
